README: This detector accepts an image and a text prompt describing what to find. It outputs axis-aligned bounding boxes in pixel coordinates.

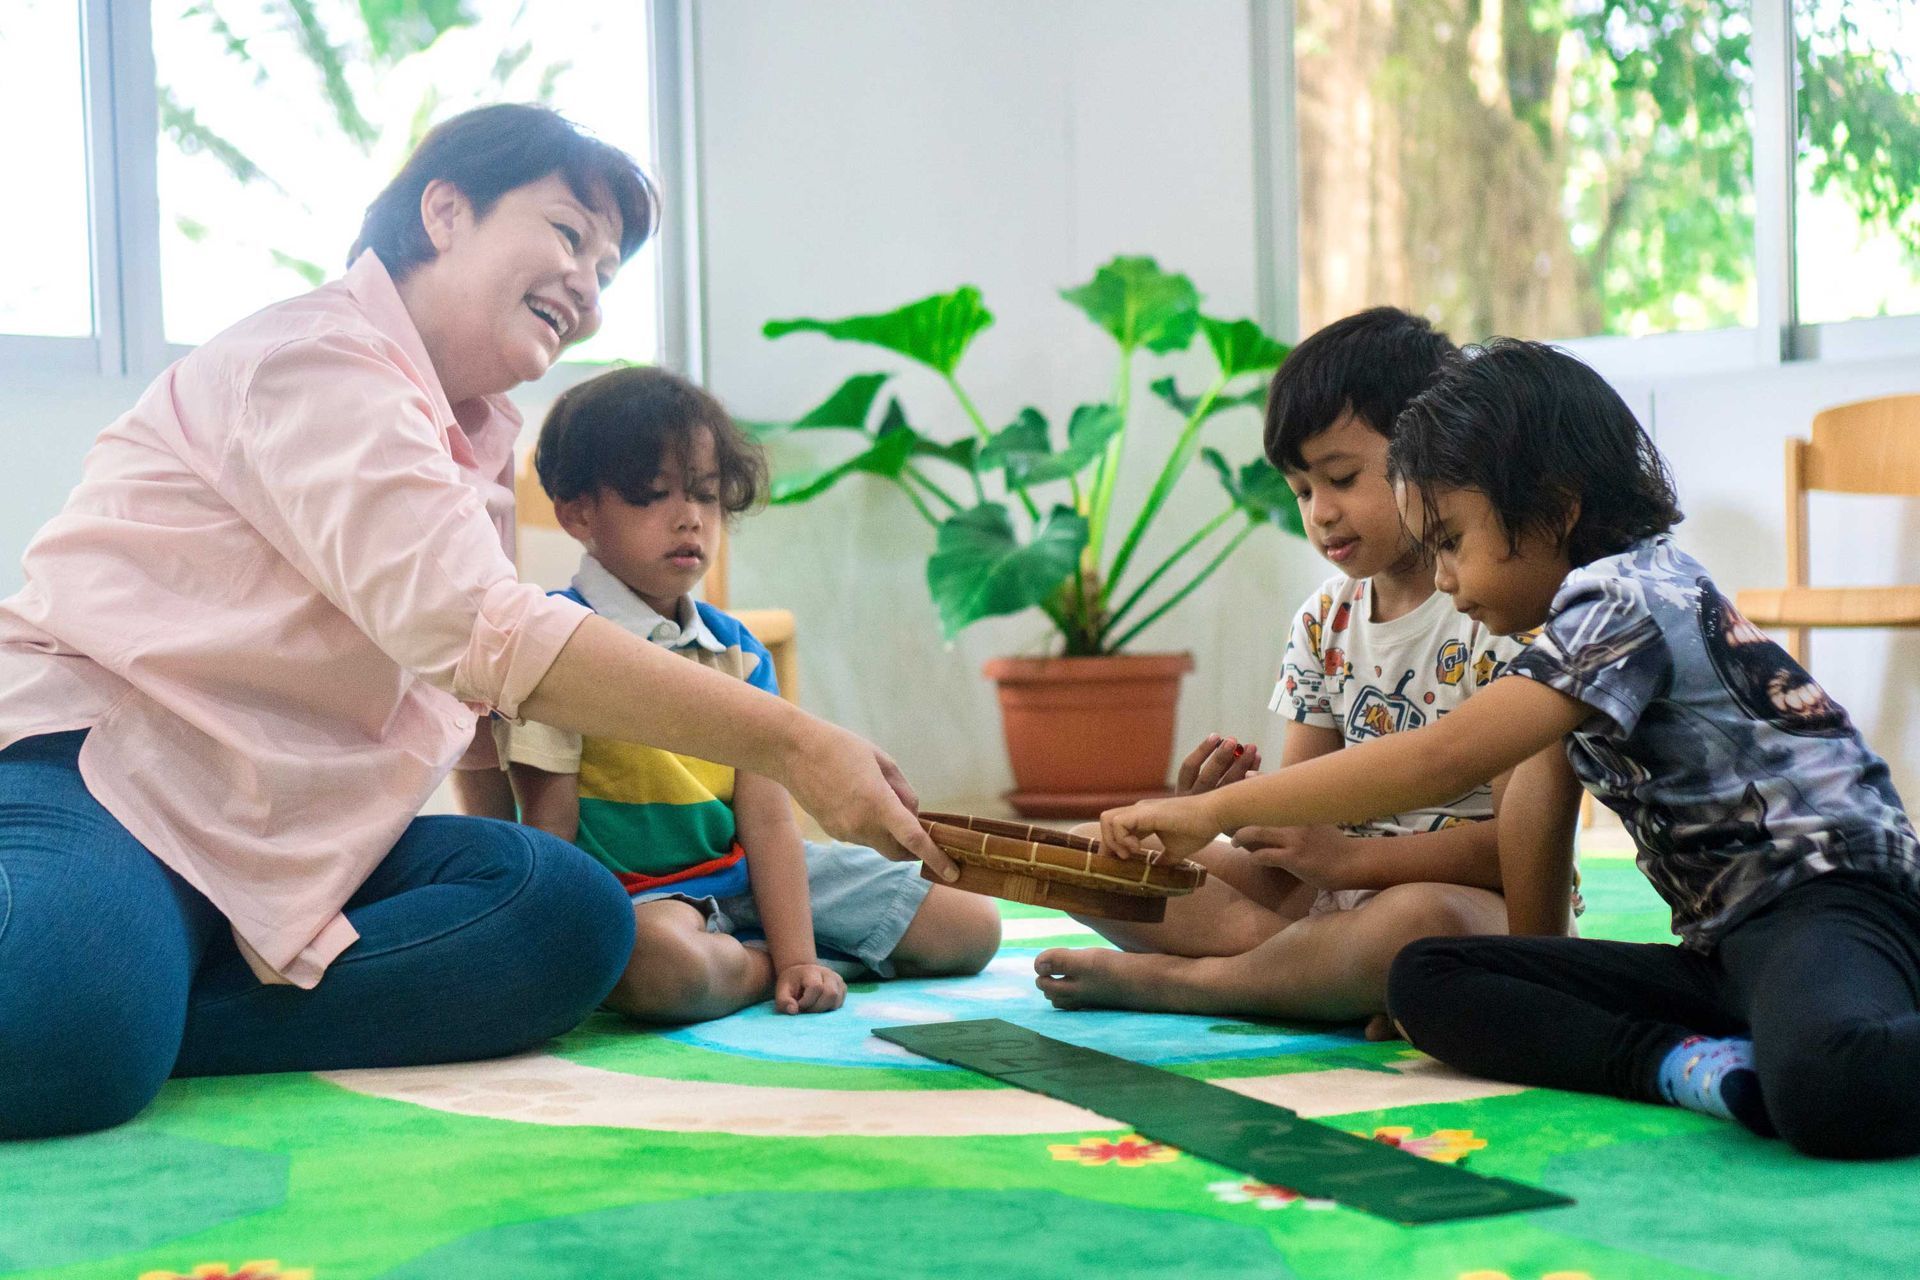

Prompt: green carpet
[4,856,1913,1279]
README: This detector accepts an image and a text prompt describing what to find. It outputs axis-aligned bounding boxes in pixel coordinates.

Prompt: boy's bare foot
[1033,947,1203,1013]
[1363,1012,1401,1041]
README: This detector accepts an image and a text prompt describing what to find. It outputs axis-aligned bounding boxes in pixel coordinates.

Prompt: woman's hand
[774,962,847,1015]
[1175,734,1261,795]
[1229,824,1358,890]
[1100,793,1223,862]
[784,721,957,881]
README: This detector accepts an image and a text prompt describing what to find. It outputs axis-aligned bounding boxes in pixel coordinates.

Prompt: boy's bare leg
[886,885,1004,977]
[1065,831,1317,958]
[1036,882,1505,1022]
[605,899,775,1024]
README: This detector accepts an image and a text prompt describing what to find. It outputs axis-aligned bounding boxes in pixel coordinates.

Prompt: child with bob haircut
[1098,339,1920,1160]
[1035,308,1551,1033]
[502,366,1001,1023]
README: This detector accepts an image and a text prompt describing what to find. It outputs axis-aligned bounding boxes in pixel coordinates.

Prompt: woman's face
[409,172,624,401]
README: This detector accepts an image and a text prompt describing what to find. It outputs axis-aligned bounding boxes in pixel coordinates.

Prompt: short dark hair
[1264,306,1457,471]
[1390,338,1683,567]
[350,103,658,276]
[534,365,767,519]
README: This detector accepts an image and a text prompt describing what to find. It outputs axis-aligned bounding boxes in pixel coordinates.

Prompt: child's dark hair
[534,366,767,517]
[1264,306,1457,471]
[1390,338,1682,567]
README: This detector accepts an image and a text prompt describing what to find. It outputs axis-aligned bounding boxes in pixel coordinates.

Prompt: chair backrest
[1801,394,1920,497]
[512,451,735,608]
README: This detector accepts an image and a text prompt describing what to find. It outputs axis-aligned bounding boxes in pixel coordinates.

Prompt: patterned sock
[1655,1036,1775,1137]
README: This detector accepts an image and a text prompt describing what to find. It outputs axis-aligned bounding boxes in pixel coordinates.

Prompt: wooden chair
[1733,394,1920,669]
[512,454,800,703]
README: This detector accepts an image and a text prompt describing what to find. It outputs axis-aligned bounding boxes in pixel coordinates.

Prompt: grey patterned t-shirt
[1508,536,1920,948]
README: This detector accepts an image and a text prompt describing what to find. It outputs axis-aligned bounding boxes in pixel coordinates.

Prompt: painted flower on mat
[139,1263,314,1280]
[1372,1125,1487,1164]
[1458,1271,1595,1280]
[1048,1133,1179,1167]
[1206,1179,1335,1211]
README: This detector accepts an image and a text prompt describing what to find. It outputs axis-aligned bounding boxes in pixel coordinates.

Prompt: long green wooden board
[874,1018,1571,1225]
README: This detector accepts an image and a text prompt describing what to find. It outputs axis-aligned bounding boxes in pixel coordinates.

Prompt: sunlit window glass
[1295,0,1757,341]
[0,0,95,339]
[1794,0,1920,325]
[152,1,656,363]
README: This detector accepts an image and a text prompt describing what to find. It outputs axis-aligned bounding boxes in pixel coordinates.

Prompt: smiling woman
[0,103,950,1142]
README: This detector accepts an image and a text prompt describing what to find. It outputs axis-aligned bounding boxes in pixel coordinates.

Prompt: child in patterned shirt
[1036,308,1563,1034]
[1100,339,1920,1159]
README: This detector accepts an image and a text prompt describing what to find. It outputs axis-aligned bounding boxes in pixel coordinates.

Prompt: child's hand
[1175,735,1261,795]
[1231,824,1357,889]
[774,962,847,1015]
[1100,794,1222,862]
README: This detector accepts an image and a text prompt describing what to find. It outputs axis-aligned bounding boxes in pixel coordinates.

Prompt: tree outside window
[154,0,657,360]
[1296,0,1920,342]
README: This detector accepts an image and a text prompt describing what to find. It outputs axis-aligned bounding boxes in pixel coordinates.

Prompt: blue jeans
[0,731,635,1139]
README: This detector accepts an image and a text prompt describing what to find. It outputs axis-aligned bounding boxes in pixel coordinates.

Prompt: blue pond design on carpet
[664,950,1355,1069]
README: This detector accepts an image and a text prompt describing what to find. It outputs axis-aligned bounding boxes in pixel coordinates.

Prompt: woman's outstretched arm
[519,614,953,876]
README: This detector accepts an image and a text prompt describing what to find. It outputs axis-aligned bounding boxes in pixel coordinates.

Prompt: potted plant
[751,256,1302,816]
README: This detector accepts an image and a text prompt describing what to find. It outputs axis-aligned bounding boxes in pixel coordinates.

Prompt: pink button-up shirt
[0,252,590,987]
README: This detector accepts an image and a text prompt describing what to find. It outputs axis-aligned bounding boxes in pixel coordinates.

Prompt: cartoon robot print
[1347,669,1427,741]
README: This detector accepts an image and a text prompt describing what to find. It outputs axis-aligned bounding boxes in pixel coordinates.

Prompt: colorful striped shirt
[498,555,776,897]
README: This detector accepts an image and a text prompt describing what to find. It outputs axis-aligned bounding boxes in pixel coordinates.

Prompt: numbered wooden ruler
[874,1018,1571,1225]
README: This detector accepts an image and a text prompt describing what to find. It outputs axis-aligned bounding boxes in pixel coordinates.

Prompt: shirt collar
[572,554,726,653]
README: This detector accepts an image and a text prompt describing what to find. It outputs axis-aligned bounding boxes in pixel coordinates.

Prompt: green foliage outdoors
[753,258,1302,655]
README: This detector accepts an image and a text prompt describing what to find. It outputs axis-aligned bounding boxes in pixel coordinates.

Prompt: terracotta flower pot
[982,652,1195,818]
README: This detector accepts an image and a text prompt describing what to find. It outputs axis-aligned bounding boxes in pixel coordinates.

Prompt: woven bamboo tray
[917,811,1207,923]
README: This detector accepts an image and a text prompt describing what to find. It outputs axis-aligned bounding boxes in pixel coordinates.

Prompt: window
[1293,0,1757,342]
[151,0,658,362]
[1793,0,1920,326]
[0,0,95,338]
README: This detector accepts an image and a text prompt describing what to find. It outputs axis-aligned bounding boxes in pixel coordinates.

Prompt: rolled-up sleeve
[223,332,589,715]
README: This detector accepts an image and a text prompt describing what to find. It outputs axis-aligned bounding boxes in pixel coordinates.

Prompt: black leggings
[1388,873,1920,1159]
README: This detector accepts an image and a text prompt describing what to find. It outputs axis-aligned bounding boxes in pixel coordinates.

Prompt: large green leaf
[1059,256,1200,354]
[1199,315,1291,379]
[877,399,978,471]
[1204,447,1304,537]
[743,373,892,442]
[763,288,994,376]
[769,427,917,504]
[1149,377,1269,420]
[925,504,1089,638]
[977,404,1123,488]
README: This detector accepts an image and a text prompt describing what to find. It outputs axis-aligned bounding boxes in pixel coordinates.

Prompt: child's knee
[892,888,1002,976]
[1384,934,1466,1035]
[1368,883,1503,944]
[1764,1022,1920,1159]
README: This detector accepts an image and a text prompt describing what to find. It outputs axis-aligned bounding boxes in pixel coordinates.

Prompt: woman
[0,104,952,1139]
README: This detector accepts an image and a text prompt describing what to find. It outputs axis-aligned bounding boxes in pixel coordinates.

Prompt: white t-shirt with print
[1269,573,1532,837]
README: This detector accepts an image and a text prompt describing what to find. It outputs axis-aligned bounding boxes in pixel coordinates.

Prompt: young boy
[503,367,1001,1024]
[1036,308,1572,1030]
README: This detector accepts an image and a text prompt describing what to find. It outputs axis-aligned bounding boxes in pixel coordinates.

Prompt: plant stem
[1106,520,1255,652]
[891,476,941,527]
[904,463,964,512]
[945,372,1039,522]
[1103,504,1237,633]
[1084,347,1135,573]
[1103,372,1226,599]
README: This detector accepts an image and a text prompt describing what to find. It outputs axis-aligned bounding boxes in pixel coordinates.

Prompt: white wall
[694,0,1325,806]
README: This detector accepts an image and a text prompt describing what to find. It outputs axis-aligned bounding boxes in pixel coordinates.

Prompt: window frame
[0,0,698,387]
[1248,0,1918,384]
